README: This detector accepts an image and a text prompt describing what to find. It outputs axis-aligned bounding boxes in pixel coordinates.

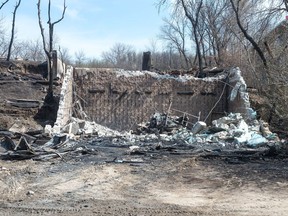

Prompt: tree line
[1,0,288,83]
[76,0,288,84]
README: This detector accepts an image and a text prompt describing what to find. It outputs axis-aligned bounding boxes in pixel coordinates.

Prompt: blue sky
[1,0,166,59]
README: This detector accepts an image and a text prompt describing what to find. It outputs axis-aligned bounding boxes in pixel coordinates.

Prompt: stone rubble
[0,110,283,161]
[45,111,279,149]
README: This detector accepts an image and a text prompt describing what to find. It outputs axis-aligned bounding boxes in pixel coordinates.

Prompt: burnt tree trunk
[7,0,21,61]
[37,0,66,97]
[180,0,204,77]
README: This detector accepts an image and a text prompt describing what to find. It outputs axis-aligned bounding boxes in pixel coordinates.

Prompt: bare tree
[6,0,21,61]
[180,0,204,75]
[102,43,138,70]
[74,50,87,67]
[85,57,108,68]
[158,0,204,76]
[160,15,191,69]
[145,39,160,54]
[58,46,72,65]
[229,0,268,69]
[0,18,9,57]
[0,0,9,10]
[200,0,233,66]
[13,40,45,61]
[37,0,66,97]
[157,0,240,69]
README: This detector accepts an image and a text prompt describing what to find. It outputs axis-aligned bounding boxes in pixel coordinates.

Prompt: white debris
[114,69,227,82]
[81,120,123,137]
[229,67,256,121]
[230,119,249,137]
[259,120,274,138]
[167,112,277,146]
[191,121,207,135]
[212,113,242,126]
[27,190,35,196]
[234,132,252,144]
[44,125,53,135]
[48,109,278,149]
[129,146,140,151]
[247,133,268,147]
[68,122,80,135]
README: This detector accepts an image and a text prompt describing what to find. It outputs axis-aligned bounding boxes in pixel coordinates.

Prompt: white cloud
[64,7,79,19]
[54,1,103,21]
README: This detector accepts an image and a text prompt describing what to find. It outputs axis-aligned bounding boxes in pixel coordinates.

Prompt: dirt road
[1,149,288,216]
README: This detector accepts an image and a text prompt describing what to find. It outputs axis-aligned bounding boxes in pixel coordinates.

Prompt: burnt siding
[74,69,228,131]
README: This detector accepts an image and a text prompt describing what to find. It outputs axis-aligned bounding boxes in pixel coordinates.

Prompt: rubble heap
[134,112,279,147]
[0,109,284,161]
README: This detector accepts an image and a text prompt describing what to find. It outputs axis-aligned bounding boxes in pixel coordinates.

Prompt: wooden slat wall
[74,69,228,131]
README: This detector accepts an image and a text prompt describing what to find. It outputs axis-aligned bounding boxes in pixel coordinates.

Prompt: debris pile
[0,117,126,160]
[0,111,284,161]
[0,131,54,160]
[135,112,279,148]
[134,113,189,135]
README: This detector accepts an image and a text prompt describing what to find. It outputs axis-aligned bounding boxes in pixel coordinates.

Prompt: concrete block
[69,122,80,135]
[191,121,207,135]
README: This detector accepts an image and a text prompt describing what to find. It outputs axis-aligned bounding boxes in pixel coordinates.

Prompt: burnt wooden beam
[177,91,194,95]
[6,99,41,108]
[88,89,105,94]
[200,92,216,96]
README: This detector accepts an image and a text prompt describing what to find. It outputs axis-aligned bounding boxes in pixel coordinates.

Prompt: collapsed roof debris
[0,110,282,161]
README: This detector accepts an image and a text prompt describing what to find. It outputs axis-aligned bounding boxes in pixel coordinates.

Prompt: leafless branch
[284,0,288,11]
[37,0,66,96]
[37,0,49,56]
[6,0,22,61]
[229,0,268,69]
[0,0,9,10]
[51,0,66,25]
[180,0,204,75]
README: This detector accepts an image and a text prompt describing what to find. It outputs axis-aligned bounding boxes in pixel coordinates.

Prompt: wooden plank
[6,99,41,108]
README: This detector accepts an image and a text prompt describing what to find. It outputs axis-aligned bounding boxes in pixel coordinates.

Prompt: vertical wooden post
[52,50,57,79]
[142,51,151,71]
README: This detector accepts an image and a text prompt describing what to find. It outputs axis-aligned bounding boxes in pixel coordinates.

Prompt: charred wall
[74,69,229,131]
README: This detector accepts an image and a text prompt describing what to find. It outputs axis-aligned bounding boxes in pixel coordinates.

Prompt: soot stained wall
[74,68,228,131]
